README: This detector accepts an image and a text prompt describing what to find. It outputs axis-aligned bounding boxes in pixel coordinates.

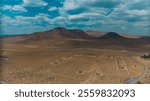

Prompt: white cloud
[61,0,121,12]
[1,0,48,12]
[1,5,27,12]
[49,16,67,25]
[23,0,48,7]
[62,0,81,11]
[101,19,128,25]
[1,5,12,10]
[121,26,127,30]
[1,0,150,35]
[48,7,59,11]
[12,5,27,12]
[2,16,30,27]
[59,0,121,19]
[127,10,149,16]
[68,12,101,20]
[134,21,150,27]
[1,13,50,27]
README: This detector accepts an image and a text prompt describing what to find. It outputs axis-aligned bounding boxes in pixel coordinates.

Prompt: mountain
[85,31,105,37]
[23,27,91,42]
[99,32,126,39]
[53,27,89,38]
[2,28,150,44]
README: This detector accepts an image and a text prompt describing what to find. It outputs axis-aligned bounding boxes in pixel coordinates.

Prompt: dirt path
[126,57,148,84]
[126,67,148,84]
[121,56,130,76]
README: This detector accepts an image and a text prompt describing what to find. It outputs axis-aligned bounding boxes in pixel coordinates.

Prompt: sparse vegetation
[141,54,150,59]
[0,55,8,61]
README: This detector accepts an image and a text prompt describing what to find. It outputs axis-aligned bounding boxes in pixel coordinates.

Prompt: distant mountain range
[1,27,150,42]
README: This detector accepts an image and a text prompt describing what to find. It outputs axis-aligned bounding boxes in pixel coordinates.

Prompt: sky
[0,0,150,36]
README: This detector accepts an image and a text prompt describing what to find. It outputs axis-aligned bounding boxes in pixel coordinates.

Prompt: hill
[99,32,127,39]
[23,27,91,42]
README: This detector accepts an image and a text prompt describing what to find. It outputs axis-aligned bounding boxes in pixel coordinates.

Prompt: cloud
[60,0,120,13]
[1,5,27,12]
[68,12,102,21]
[48,7,59,11]
[1,0,48,12]
[59,0,150,34]
[126,9,149,16]
[1,0,150,36]
[62,0,80,11]
[12,5,27,12]
[59,0,121,20]
[1,13,50,27]
[1,5,12,10]
[134,21,150,27]
[23,0,48,7]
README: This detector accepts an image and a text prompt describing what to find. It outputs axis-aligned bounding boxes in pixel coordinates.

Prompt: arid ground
[0,28,150,84]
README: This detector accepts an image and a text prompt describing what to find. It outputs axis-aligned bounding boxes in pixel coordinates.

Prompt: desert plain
[0,28,150,84]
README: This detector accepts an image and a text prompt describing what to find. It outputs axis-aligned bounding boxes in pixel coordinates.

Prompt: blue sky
[0,0,150,36]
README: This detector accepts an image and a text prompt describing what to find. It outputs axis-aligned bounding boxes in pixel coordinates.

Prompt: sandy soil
[0,37,150,84]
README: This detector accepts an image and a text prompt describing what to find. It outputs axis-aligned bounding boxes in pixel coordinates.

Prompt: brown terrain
[0,27,150,84]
